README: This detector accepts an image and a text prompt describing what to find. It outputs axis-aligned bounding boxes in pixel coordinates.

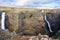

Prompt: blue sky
[0,0,60,9]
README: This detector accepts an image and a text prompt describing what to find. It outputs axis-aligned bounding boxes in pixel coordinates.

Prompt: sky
[0,0,60,9]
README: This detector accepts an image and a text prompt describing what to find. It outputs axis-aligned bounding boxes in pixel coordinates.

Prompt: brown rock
[11,36,29,40]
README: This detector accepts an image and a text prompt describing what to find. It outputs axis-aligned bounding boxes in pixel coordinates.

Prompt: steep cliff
[5,10,48,36]
[0,7,60,37]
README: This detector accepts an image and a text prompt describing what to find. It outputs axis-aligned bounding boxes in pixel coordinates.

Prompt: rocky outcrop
[0,29,17,40]
[17,11,48,35]
[5,12,19,32]
[45,12,60,37]
[4,10,48,36]
[0,10,49,37]
[0,30,58,40]
[0,9,60,37]
[10,33,58,40]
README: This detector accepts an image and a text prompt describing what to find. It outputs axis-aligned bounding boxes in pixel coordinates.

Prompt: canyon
[0,7,60,40]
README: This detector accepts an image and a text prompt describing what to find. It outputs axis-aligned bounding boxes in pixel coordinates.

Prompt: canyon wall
[0,8,60,37]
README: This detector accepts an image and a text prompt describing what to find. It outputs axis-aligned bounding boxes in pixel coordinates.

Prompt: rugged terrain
[0,7,60,40]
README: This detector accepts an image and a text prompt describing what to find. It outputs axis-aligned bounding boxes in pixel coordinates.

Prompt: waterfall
[42,10,53,32]
[44,14,53,32]
[1,12,5,30]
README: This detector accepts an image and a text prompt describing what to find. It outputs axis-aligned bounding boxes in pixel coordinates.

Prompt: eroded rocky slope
[0,7,60,40]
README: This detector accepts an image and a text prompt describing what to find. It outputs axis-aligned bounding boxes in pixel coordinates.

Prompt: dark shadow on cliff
[5,15,11,32]
[44,12,60,37]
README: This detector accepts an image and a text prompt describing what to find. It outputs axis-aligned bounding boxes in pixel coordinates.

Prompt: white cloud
[0,0,59,9]
[35,0,55,3]
[14,0,55,6]
[15,0,29,6]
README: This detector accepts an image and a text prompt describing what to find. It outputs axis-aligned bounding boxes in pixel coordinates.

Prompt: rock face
[0,9,60,37]
[17,11,48,36]
[0,30,58,40]
[5,12,19,32]
[11,33,58,40]
[45,11,60,37]
[4,10,48,36]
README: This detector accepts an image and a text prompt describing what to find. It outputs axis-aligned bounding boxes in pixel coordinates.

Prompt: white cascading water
[42,10,53,32]
[44,14,53,32]
[1,12,5,30]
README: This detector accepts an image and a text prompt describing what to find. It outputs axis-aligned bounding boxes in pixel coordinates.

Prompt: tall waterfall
[42,10,53,32]
[1,12,5,30]
[44,14,53,32]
